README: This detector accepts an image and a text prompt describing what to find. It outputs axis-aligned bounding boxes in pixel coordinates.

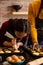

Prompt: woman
[0,19,30,49]
[28,0,43,49]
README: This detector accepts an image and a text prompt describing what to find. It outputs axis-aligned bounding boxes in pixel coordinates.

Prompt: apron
[35,1,43,45]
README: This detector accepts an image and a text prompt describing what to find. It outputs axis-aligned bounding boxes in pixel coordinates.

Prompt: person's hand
[11,38,23,49]
[11,38,18,49]
[11,38,16,46]
[32,42,39,50]
[3,38,17,47]
[16,42,23,49]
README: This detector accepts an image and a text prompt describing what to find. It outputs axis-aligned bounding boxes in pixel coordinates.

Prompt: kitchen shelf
[12,12,28,15]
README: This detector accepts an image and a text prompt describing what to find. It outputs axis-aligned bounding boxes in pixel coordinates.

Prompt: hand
[11,38,16,46]
[16,42,23,49]
[29,45,33,49]
[3,38,17,47]
[11,38,23,49]
[33,43,39,50]
[11,38,18,49]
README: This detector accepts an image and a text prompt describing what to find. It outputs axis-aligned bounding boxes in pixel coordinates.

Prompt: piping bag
[5,31,18,49]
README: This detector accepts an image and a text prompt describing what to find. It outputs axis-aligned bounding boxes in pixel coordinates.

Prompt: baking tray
[0,47,24,61]
[23,46,43,59]
[0,46,24,53]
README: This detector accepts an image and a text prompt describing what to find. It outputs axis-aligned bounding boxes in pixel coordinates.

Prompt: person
[0,19,30,49]
[28,0,43,49]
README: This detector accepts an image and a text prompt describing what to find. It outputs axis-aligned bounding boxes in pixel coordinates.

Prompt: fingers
[13,44,18,50]
[16,42,23,49]
[11,38,16,45]
[33,43,38,50]
[17,42,23,46]
[29,45,33,49]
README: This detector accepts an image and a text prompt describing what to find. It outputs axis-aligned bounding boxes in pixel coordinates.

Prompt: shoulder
[29,0,41,8]
[29,0,41,17]
[1,21,9,29]
[3,21,9,26]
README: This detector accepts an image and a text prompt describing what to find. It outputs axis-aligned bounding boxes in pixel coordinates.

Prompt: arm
[3,41,12,46]
[0,21,9,46]
[3,38,16,47]
[28,2,38,43]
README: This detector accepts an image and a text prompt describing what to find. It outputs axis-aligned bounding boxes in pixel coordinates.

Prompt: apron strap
[24,36,29,47]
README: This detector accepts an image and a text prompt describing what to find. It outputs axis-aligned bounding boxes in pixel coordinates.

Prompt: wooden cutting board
[26,57,43,65]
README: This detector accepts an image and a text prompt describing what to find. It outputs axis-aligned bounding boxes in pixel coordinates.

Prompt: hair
[9,19,29,33]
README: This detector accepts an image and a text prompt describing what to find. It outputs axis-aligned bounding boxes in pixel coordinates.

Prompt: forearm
[30,26,38,43]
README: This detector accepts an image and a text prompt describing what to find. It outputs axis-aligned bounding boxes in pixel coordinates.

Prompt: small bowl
[11,5,22,12]
[8,59,25,65]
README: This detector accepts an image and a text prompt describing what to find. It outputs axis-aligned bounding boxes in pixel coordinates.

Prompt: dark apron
[35,1,43,45]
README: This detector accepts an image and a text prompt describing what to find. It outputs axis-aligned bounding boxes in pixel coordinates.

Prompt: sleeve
[0,21,9,46]
[28,2,38,43]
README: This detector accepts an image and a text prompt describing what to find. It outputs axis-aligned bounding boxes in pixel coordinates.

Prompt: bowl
[8,59,25,65]
[11,5,22,12]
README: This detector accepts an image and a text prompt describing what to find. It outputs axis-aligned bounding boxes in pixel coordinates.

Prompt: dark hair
[9,19,29,33]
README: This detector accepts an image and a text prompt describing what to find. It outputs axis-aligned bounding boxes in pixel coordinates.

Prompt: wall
[0,0,33,27]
